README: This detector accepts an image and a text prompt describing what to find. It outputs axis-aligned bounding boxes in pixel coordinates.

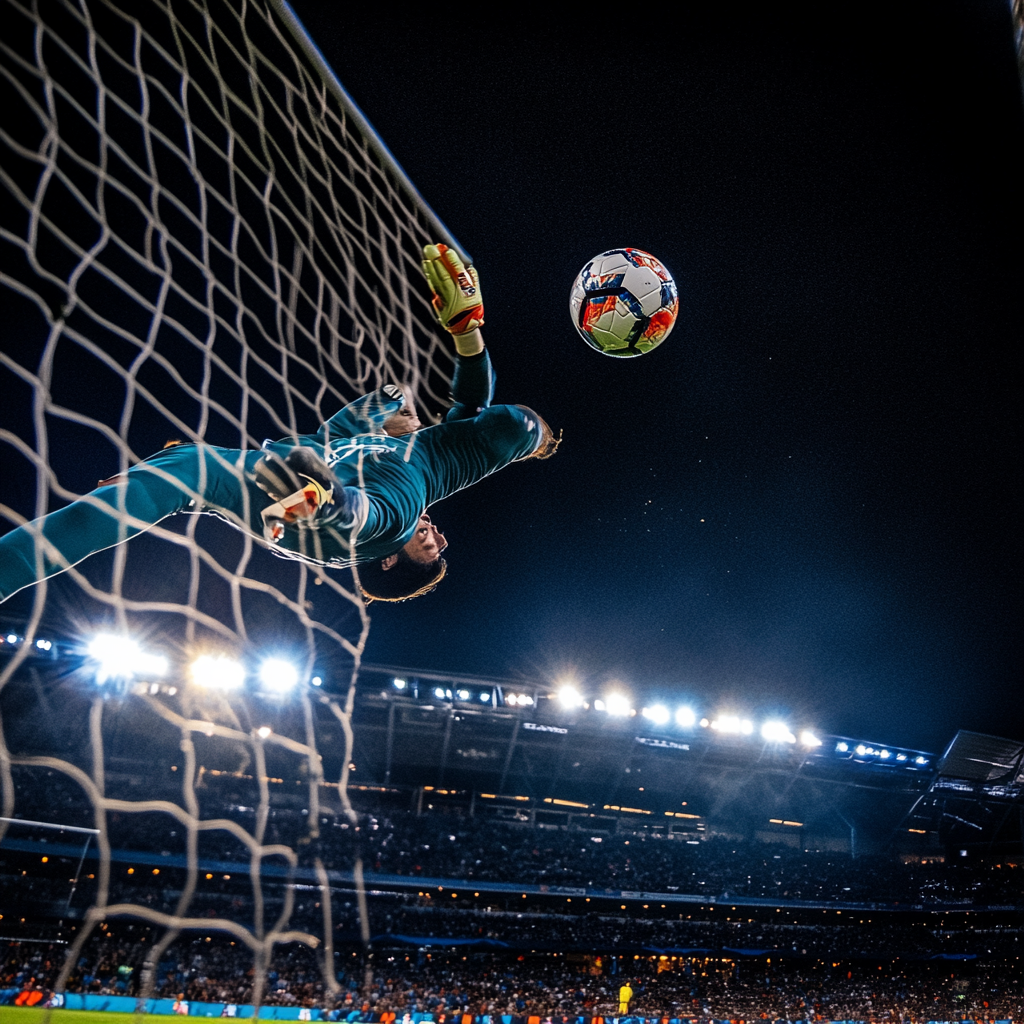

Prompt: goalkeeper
[0,246,556,604]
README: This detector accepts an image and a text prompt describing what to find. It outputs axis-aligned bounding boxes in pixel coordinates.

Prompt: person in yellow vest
[618,981,633,1016]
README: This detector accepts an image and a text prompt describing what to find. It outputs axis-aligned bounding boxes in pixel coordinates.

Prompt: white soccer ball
[569,248,678,357]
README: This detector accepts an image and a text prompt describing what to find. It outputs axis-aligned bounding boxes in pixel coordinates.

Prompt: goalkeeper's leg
[0,444,250,602]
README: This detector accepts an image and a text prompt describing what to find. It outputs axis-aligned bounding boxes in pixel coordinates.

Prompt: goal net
[0,0,459,1007]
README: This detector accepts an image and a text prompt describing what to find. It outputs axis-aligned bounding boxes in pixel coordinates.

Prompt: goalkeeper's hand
[422,243,484,335]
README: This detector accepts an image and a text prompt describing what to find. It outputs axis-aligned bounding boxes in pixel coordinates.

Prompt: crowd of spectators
[351,813,1022,908]
[5,767,1021,911]
[2,937,1023,1018]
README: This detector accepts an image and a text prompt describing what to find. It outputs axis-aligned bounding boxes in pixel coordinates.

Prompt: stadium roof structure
[0,634,1020,857]
[346,665,1023,857]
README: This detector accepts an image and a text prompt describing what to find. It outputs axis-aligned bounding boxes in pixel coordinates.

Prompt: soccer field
[0,1011,143,1024]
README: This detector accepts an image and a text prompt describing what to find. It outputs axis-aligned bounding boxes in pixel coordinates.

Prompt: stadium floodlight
[456,689,470,701]
[87,634,168,683]
[761,721,796,744]
[855,744,867,755]
[642,704,670,725]
[605,693,632,717]
[256,726,272,739]
[311,676,323,687]
[675,706,697,728]
[434,687,447,699]
[711,715,752,735]
[35,638,52,651]
[557,685,583,709]
[190,654,245,691]
[594,699,606,711]
[392,678,407,690]
[505,692,534,707]
[6,634,17,644]
[915,756,929,765]
[879,749,891,759]
[836,742,849,752]
[799,730,822,748]
[258,658,299,693]
[479,692,490,702]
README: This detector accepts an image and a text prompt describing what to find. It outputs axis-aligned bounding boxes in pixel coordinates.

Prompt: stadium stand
[0,643,1021,1017]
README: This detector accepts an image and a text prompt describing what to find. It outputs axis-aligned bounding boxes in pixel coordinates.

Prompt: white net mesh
[0,0,457,1006]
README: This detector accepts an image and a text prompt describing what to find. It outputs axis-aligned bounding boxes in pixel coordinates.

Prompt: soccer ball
[569,248,678,357]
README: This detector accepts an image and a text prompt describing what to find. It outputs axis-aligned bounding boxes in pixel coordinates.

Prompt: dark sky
[0,3,1019,758]
[285,2,1023,753]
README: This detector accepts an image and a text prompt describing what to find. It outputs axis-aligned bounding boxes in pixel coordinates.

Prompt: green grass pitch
[0,1010,145,1024]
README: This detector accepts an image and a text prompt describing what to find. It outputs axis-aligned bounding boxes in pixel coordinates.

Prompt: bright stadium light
[259,658,299,693]
[855,744,867,755]
[642,704,670,725]
[256,726,272,739]
[879,749,891,759]
[593,699,606,711]
[675,706,697,728]
[190,654,244,691]
[392,678,407,690]
[311,676,323,687]
[605,693,632,717]
[456,689,470,701]
[505,692,534,707]
[915,756,929,765]
[761,721,796,744]
[799,730,822,748]
[836,742,849,752]
[557,685,583,709]
[35,638,52,651]
[87,634,167,683]
[479,692,490,702]
[434,687,447,699]
[712,715,748,734]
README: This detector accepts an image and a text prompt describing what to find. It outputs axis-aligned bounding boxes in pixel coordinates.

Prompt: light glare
[605,693,631,717]
[557,685,583,709]
[675,706,696,728]
[259,658,299,692]
[87,634,167,682]
[712,714,752,735]
[642,704,670,725]
[761,721,796,744]
[799,730,822,748]
[191,654,244,690]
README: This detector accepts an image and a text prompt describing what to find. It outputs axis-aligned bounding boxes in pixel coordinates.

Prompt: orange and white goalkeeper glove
[422,243,484,335]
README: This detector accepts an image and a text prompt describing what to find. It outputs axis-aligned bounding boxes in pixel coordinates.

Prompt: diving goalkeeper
[0,246,556,604]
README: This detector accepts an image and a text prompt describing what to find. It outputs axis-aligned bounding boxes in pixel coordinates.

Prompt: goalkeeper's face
[401,514,447,564]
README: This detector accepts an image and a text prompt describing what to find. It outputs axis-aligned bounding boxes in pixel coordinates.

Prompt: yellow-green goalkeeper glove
[422,243,484,335]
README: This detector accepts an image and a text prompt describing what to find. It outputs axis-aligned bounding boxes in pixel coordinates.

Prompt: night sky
[1,3,1020,757]
[286,2,1023,752]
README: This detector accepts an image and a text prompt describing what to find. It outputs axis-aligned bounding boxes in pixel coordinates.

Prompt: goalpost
[0,0,460,1007]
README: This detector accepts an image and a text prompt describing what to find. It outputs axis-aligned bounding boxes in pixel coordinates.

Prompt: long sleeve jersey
[0,351,543,600]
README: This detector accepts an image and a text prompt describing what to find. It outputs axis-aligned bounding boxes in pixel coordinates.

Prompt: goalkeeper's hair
[359,551,447,603]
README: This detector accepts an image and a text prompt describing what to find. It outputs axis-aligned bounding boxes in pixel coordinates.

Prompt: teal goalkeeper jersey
[0,352,543,600]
